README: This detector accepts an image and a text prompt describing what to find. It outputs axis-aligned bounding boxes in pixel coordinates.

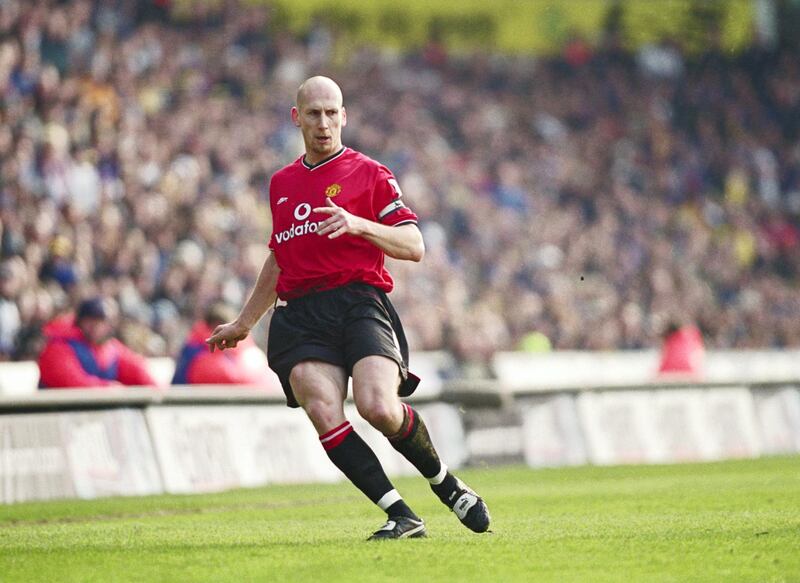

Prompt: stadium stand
[0,0,798,378]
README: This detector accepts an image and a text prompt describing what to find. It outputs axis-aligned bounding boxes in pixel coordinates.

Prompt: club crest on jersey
[325,183,342,198]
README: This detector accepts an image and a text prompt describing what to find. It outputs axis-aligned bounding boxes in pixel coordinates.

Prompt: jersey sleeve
[372,166,418,227]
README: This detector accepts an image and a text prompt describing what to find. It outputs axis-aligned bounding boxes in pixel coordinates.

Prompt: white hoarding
[577,387,762,466]
[648,389,707,463]
[467,426,523,460]
[1,410,162,503]
[0,413,73,503]
[521,394,587,467]
[700,387,761,460]
[146,404,466,494]
[753,387,800,454]
[146,406,338,494]
[577,390,658,465]
[63,409,162,499]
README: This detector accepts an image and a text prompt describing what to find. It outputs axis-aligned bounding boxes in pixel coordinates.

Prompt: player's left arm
[314,197,425,261]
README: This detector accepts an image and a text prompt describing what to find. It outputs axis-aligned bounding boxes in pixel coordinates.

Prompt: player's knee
[356,398,401,434]
[289,362,345,428]
[303,398,341,429]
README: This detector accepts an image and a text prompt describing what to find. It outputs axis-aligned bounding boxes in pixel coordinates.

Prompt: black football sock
[321,421,418,520]
[388,403,458,505]
[430,471,460,507]
[386,499,417,520]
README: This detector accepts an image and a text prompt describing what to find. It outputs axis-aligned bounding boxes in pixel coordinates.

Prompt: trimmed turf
[1,457,798,582]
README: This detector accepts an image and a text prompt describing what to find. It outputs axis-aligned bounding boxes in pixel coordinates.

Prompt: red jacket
[171,321,281,389]
[658,326,705,377]
[38,318,157,388]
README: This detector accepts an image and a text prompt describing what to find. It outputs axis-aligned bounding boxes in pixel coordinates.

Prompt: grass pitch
[1,457,798,582]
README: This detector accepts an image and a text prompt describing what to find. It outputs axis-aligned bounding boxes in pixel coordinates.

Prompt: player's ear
[341,106,347,127]
[291,106,300,127]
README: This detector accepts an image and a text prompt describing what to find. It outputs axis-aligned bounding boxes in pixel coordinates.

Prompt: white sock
[376,489,402,511]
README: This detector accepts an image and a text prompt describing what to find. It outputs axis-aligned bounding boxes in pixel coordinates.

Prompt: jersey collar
[301,147,347,171]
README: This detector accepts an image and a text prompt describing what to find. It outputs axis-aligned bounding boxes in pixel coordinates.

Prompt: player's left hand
[314,198,364,239]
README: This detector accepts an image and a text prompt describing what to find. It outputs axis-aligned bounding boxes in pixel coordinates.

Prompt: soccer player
[206,76,490,540]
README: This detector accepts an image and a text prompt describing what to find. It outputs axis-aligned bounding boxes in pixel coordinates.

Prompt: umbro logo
[277,196,288,205]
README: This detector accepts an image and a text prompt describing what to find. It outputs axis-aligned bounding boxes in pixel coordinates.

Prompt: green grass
[1,457,799,582]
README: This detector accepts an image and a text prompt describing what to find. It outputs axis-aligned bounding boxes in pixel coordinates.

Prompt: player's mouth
[316,136,331,144]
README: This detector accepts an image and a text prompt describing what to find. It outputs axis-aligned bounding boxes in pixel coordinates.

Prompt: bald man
[207,76,490,540]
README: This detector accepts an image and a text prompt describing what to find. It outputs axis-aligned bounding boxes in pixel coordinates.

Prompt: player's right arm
[205,253,280,352]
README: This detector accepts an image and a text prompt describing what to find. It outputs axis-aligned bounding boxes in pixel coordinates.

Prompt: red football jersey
[268,147,418,299]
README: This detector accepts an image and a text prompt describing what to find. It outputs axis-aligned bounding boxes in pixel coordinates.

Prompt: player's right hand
[205,321,250,352]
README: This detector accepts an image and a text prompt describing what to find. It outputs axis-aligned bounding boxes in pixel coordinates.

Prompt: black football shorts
[267,283,420,408]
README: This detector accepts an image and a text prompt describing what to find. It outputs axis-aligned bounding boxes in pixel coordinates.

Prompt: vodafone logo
[275,202,320,245]
[294,203,311,221]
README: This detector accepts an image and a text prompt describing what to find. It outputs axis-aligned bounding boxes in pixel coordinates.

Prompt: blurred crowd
[1,1,799,374]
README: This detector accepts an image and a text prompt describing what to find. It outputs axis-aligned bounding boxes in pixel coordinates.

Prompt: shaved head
[296,76,343,109]
[292,76,347,164]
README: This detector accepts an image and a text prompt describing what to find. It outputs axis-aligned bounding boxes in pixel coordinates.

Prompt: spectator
[657,321,706,378]
[39,235,78,290]
[11,286,57,360]
[171,301,281,389]
[0,1,796,373]
[0,259,22,360]
[37,296,159,388]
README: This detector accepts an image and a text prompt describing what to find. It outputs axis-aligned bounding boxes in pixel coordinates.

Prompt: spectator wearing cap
[171,302,281,389]
[37,296,158,388]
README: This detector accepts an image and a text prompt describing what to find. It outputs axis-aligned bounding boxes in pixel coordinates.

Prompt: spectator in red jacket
[171,302,281,390]
[38,297,158,389]
[657,321,706,378]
